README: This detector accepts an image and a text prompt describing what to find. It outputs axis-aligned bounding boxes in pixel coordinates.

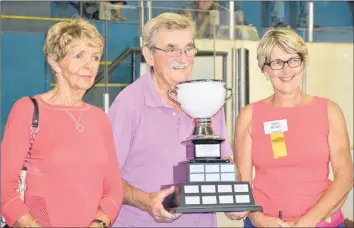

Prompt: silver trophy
[168,79,233,159]
[164,79,262,214]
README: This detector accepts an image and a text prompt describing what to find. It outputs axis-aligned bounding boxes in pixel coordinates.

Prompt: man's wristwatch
[92,219,108,228]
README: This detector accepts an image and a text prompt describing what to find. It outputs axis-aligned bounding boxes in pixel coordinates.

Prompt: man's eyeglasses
[264,57,303,70]
[153,46,199,57]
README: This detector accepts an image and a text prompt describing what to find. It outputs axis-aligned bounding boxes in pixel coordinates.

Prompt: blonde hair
[43,18,104,61]
[142,12,196,50]
[257,26,308,69]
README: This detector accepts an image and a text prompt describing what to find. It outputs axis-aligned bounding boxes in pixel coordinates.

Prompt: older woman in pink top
[1,18,123,227]
[234,25,353,227]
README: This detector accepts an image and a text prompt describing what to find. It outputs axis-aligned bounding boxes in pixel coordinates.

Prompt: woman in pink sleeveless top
[234,26,353,227]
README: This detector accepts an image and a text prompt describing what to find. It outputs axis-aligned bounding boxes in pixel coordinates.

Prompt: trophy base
[163,182,263,214]
[175,205,263,214]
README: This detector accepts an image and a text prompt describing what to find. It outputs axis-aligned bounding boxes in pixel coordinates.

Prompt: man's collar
[143,68,170,108]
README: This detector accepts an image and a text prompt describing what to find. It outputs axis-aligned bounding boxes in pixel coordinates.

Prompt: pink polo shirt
[108,70,232,227]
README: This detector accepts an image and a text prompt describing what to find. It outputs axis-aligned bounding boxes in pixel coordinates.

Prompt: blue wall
[1,32,49,138]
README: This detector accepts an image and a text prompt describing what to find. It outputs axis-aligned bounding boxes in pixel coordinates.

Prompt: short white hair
[142,12,196,50]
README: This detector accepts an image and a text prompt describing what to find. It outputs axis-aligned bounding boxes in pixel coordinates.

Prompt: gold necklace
[66,110,84,132]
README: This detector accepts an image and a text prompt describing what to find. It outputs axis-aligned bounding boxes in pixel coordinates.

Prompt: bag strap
[24,97,39,165]
[29,97,39,128]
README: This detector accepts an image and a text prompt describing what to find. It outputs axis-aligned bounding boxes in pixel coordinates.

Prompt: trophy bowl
[168,79,233,119]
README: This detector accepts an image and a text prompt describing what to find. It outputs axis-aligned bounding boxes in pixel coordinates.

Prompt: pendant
[77,124,84,132]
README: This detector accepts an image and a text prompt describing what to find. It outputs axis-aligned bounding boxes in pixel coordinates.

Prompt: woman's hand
[13,214,42,227]
[88,210,110,227]
[225,211,249,220]
[290,215,317,228]
[250,212,293,227]
[88,222,102,228]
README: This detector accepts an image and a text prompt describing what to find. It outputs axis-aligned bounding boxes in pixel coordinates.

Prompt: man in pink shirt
[108,12,244,227]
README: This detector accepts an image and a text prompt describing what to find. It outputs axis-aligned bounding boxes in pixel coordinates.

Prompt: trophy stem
[193,118,214,136]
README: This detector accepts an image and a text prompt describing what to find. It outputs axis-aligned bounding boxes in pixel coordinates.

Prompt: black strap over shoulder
[29,97,39,128]
[0,97,40,227]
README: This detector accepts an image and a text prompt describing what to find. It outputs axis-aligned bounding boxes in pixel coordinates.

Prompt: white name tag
[264,119,288,134]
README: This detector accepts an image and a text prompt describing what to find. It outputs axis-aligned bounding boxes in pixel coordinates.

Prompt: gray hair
[142,12,196,50]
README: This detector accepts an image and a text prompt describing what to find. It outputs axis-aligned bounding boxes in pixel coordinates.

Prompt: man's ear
[47,55,62,75]
[142,46,154,67]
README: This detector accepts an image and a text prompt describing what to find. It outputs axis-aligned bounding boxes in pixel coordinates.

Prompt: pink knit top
[1,96,123,226]
[251,96,333,221]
